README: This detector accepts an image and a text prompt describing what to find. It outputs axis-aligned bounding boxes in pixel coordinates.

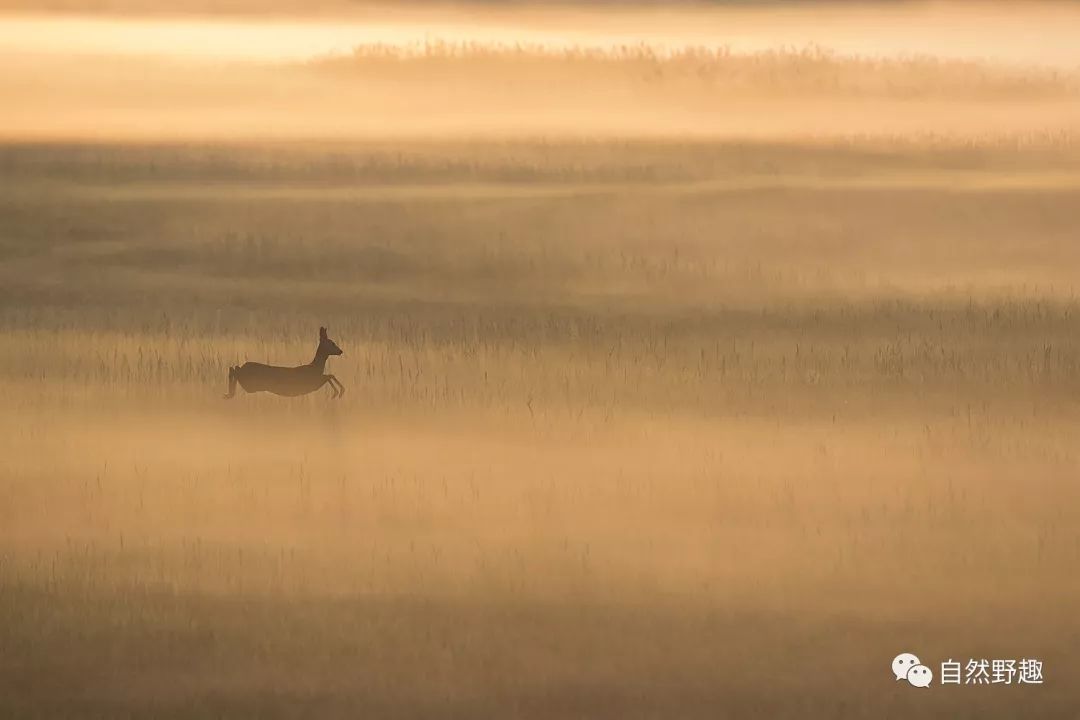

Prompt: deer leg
[224,366,238,399]
[321,375,339,399]
[327,374,345,399]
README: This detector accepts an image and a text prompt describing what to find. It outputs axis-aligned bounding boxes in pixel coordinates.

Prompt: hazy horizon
[4,2,1080,141]
[5,2,1080,66]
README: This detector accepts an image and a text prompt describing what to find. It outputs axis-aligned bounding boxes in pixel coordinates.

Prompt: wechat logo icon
[893,652,933,688]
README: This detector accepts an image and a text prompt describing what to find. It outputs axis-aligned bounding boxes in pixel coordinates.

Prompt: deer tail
[224,365,239,399]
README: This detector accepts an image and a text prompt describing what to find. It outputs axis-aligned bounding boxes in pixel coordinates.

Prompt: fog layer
[3,3,1080,140]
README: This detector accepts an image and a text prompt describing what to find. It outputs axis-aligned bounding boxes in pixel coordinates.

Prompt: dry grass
[2,139,1080,718]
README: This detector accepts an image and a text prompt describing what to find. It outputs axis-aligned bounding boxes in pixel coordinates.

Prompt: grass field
[3,137,1080,718]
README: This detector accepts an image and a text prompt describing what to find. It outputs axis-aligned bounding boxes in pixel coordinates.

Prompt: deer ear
[319,327,327,339]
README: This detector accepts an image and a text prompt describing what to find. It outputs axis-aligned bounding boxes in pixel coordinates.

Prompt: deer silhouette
[224,327,345,400]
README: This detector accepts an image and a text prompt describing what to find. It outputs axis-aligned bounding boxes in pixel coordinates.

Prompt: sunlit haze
[3,5,1080,66]
[3,3,1080,140]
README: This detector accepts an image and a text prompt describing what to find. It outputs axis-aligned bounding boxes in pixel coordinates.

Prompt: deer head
[319,326,343,357]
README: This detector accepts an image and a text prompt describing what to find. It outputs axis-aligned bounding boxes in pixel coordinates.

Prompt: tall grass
[2,139,1080,718]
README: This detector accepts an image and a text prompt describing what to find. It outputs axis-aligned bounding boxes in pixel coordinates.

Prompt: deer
[224,326,345,400]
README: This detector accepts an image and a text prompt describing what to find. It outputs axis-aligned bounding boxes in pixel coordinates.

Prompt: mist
[2,2,1080,140]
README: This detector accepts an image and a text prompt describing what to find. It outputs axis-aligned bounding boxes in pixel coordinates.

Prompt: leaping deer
[224,326,345,400]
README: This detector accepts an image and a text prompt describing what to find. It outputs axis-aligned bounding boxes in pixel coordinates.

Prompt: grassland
[3,138,1080,718]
